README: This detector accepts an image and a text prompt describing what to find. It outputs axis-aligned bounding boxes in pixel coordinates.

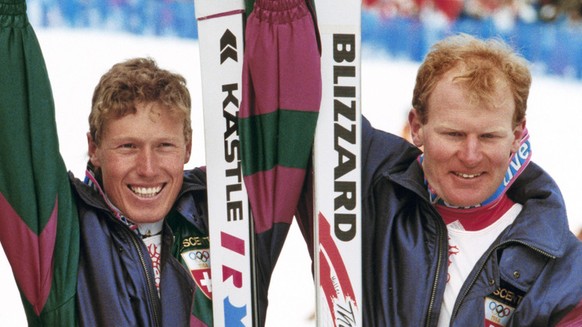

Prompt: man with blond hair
[1,3,212,324]
[297,34,582,326]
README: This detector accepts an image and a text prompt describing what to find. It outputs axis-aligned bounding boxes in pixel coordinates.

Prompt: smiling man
[0,41,214,324]
[72,58,214,326]
[297,34,582,326]
[410,64,525,208]
[364,34,582,326]
[87,101,191,225]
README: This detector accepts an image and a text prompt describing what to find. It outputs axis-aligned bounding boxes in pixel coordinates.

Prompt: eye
[446,131,463,137]
[480,133,497,139]
[120,143,136,149]
[157,142,180,152]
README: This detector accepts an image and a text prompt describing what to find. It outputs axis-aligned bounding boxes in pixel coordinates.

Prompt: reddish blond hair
[412,34,531,127]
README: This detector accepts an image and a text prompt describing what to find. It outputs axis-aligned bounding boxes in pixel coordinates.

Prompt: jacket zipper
[449,240,556,324]
[83,191,164,326]
[425,205,448,327]
[124,226,162,327]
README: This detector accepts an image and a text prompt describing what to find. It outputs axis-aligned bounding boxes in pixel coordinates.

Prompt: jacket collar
[173,168,208,234]
[385,160,569,258]
[69,171,110,212]
[503,161,568,258]
[69,168,209,233]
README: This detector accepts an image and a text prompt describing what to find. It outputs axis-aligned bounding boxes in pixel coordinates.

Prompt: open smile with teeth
[454,172,483,179]
[129,185,164,198]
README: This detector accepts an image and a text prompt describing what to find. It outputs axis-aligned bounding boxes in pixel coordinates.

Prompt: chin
[443,194,487,208]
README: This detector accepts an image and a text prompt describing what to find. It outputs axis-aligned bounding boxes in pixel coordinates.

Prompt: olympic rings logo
[188,250,210,262]
[489,301,511,318]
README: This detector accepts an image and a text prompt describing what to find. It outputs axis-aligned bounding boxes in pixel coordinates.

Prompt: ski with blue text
[194,1,256,326]
[312,0,363,326]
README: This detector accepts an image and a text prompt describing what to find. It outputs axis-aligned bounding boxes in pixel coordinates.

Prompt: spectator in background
[561,0,582,24]
[363,0,421,18]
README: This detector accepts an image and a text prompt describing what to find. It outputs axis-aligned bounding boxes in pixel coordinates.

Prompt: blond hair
[89,57,192,144]
[412,34,531,127]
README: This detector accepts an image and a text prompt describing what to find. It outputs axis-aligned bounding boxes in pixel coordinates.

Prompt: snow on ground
[1,28,581,326]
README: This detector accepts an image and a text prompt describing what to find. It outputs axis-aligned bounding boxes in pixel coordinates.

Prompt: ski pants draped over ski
[239,0,321,324]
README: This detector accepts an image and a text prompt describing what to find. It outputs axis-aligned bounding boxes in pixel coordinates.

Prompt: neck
[437,194,516,231]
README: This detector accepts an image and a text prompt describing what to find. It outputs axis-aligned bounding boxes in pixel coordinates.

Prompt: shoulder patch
[484,280,526,326]
[181,249,212,299]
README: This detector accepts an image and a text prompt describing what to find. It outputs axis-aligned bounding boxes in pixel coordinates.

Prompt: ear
[184,141,192,164]
[87,132,101,168]
[408,108,424,147]
[511,119,526,153]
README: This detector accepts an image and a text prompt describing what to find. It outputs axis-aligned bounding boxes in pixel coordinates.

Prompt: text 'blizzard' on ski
[333,34,358,243]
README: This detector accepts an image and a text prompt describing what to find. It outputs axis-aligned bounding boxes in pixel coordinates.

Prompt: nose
[136,148,157,177]
[458,136,482,166]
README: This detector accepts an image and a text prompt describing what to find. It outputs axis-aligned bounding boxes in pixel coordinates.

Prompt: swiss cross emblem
[181,249,212,299]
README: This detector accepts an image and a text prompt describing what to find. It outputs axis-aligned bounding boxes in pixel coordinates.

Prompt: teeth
[131,186,162,198]
[456,172,481,179]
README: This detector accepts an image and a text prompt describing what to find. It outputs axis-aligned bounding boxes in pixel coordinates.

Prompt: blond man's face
[409,69,524,207]
[88,102,191,223]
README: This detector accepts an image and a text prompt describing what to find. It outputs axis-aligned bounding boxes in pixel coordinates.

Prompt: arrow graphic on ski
[220,30,238,64]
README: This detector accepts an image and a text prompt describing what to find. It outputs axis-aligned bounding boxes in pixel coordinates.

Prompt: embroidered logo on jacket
[181,249,212,299]
[484,280,525,327]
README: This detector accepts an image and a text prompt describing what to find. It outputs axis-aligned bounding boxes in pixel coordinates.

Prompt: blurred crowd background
[26,0,582,79]
[362,0,582,78]
[363,0,582,25]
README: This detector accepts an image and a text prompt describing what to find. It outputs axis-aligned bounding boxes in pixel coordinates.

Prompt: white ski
[312,0,363,326]
[194,1,255,326]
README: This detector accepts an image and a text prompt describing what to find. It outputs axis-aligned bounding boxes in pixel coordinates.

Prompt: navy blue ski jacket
[70,169,208,326]
[296,117,582,326]
[358,117,582,326]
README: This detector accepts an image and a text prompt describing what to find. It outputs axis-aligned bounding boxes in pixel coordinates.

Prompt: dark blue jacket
[360,117,582,326]
[70,169,208,327]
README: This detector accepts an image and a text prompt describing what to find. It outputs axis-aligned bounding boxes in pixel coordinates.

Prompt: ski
[193,1,256,326]
[312,0,363,326]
